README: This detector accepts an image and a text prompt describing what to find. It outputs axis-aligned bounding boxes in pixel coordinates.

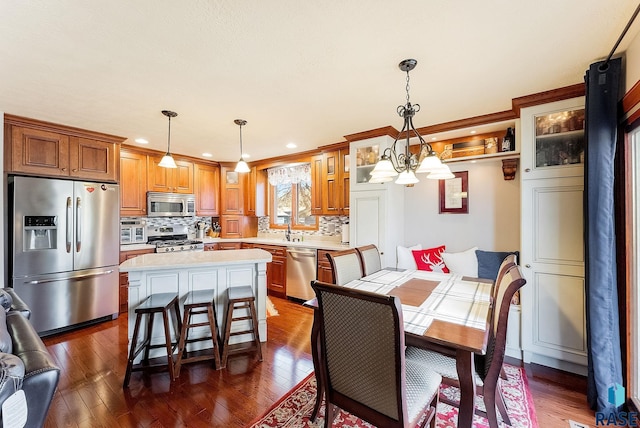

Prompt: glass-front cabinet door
[520,97,585,180]
[350,135,395,190]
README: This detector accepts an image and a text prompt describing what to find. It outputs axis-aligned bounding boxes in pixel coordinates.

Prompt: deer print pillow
[411,246,449,273]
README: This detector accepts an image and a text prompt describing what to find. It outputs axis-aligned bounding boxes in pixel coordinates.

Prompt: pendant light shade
[395,170,419,185]
[234,119,251,173]
[427,163,455,180]
[158,110,178,169]
[235,159,250,173]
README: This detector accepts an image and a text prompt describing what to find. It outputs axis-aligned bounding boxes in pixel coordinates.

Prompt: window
[268,164,317,230]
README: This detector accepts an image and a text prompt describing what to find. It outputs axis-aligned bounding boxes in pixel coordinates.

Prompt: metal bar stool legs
[174,289,222,378]
[221,286,263,368]
[123,293,181,388]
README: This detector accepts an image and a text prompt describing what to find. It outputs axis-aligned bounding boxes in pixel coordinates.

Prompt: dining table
[306,268,494,428]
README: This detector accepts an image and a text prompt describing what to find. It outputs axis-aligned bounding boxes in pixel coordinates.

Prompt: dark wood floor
[43,297,595,427]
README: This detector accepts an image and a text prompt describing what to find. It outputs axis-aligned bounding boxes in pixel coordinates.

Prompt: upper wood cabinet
[310,154,324,215]
[245,166,267,217]
[194,162,220,216]
[4,115,122,182]
[147,155,194,194]
[120,150,148,216]
[311,148,350,216]
[220,164,245,215]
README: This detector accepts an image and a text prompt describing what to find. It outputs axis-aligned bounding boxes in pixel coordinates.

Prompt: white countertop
[202,237,350,251]
[119,248,272,272]
[121,237,350,253]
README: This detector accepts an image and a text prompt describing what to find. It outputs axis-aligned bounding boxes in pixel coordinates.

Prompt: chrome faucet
[285,222,291,241]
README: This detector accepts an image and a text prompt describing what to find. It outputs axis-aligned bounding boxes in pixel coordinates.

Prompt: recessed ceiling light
[431,137,437,141]
[470,130,476,134]
[135,138,149,144]
[202,153,212,158]
[286,142,297,149]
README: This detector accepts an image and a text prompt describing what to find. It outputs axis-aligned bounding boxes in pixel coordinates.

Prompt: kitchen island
[120,249,272,361]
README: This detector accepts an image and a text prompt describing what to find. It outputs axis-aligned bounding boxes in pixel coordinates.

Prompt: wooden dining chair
[355,244,382,276]
[325,248,364,285]
[405,265,526,428]
[311,281,441,428]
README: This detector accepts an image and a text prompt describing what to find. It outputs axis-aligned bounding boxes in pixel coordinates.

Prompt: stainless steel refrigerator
[10,176,120,335]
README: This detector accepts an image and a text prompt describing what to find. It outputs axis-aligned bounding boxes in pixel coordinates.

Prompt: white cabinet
[520,97,585,180]
[350,190,403,269]
[350,136,395,191]
[520,98,587,375]
[349,135,405,268]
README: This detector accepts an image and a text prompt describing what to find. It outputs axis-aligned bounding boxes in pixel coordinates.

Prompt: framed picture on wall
[439,171,468,214]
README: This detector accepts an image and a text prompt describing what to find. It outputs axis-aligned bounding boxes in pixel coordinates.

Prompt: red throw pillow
[412,246,450,273]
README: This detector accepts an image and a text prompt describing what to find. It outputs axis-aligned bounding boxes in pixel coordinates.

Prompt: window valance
[267,163,311,186]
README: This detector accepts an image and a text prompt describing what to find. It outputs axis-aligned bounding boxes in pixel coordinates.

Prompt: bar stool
[174,289,222,377]
[220,286,263,368]
[123,292,182,388]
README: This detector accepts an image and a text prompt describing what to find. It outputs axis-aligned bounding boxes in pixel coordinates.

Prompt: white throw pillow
[441,247,479,277]
[397,244,422,269]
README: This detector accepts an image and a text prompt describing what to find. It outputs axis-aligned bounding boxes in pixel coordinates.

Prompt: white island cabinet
[120,249,272,362]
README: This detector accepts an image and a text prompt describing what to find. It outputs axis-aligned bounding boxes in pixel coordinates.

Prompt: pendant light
[234,119,251,173]
[158,110,178,168]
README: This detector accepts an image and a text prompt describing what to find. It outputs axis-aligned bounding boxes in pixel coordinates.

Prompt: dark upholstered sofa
[0,288,59,427]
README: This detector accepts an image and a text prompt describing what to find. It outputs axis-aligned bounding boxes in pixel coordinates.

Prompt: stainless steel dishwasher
[286,247,317,301]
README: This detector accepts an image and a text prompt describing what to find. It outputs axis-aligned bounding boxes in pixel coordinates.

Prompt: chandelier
[370,59,453,185]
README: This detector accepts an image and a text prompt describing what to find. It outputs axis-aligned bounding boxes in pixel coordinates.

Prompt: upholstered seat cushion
[404,359,442,423]
[405,346,484,386]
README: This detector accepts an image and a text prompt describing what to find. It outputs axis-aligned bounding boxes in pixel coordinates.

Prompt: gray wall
[402,158,521,253]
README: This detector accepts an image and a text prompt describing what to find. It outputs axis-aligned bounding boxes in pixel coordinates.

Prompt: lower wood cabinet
[317,249,336,283]
[204,242,242,251]
[216,242,242,250]
[119,248,155,314]
[220,215,258,238]
[249,244,287,298]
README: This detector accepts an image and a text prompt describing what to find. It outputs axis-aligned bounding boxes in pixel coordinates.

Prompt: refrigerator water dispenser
[24,216,56,250]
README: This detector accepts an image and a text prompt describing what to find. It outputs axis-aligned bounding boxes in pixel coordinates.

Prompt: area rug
[266,296,279,317]
[249,364,538,427]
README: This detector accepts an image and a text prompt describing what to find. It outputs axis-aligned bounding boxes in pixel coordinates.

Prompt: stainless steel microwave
[147,192,196,217]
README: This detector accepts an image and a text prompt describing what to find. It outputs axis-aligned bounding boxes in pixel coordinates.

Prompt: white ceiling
[1,1,639,163]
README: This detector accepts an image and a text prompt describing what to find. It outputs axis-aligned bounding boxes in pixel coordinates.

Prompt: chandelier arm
[390,117,412,173]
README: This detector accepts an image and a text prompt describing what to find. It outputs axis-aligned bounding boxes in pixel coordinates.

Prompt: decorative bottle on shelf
[502,127,515,152]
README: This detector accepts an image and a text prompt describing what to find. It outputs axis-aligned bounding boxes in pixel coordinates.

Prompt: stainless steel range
[146,225,204,253]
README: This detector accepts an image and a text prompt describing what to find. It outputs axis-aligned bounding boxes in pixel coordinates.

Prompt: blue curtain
[584,57,623,413]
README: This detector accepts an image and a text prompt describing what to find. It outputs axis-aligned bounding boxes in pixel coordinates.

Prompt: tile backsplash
[258,216,348,237]
[121,215,348,238]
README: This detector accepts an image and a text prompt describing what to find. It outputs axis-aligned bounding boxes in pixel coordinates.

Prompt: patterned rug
[249,364,538,427]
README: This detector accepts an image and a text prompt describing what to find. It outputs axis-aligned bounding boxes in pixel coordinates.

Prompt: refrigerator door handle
[66,197,72,253]
[76,197,82,252]
[24,269,115,285]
